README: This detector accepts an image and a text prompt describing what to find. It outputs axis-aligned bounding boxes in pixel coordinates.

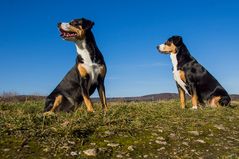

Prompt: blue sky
[0,0,238,97]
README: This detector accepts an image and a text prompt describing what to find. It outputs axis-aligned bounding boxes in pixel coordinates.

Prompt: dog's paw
[190,106,198,110]
[103,107,108,112]
[43,111,55,117]
[87,109,95,113]
[102,108,108,116]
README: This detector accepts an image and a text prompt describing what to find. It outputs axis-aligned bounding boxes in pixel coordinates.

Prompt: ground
[0,100,239,158]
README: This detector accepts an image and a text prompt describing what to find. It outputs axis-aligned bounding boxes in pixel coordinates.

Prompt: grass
[0,100,239,158]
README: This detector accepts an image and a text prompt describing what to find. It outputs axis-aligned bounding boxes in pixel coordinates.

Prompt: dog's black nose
[57,22,61,27]
[156,45,159,50]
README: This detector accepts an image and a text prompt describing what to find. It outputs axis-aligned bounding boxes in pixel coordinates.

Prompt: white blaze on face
[60,23,71,31]
[159,44,165,52]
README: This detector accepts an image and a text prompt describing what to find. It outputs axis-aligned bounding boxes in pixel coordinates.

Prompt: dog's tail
[219,96,231,106]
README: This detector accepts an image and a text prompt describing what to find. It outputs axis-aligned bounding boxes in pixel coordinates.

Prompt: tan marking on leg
[191,89,198,109]
[209,96,221,108]
[100,66,106,78]
[82,95,94,112]
[98,86,108,112]
[179,70,186,83]
[50,95,63,112]
[178,87,186,109]
[78,64,88,77]
[43,95,63,116]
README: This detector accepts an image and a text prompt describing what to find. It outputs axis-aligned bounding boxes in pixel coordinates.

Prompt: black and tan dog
[44,18,107,115]
[157,36,231,109]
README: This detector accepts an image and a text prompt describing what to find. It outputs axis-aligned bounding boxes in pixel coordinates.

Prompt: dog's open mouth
[59,29,77,38]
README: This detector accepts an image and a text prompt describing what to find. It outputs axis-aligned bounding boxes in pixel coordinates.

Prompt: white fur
[76,40,101,86]
[159,44,165,52]
[191,105,198,109]
[170,54,189,95]
[60,23,70,31]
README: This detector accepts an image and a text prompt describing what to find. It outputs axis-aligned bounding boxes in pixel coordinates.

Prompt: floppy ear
[86,21,94,30]
[173,36,183,46]
[83,19,94,30]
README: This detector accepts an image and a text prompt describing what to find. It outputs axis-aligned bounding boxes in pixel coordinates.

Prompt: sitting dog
[44,18,107,115]
[157,36,231,109]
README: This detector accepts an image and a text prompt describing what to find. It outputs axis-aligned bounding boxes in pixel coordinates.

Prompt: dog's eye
[165,41,171,46]
[70,21,79,26]
[69,21,74,25]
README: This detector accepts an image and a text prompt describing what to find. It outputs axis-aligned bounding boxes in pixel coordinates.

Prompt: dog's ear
[172,36,183,47]
[86,21,94,30]
[82,18,94,30]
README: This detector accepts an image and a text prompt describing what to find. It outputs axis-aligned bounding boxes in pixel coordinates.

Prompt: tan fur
[50,95,63,112]
[100,66,106,77]
[98,85,108,112]
[191,90,198,108]
[161,42,177,54]
[43,95,63,116]
[82,95,94,112]
[209,96,221,108]
[179,70,186,83]
[78,64,88,77]
[67,25,85,39]
[178,87,186,109]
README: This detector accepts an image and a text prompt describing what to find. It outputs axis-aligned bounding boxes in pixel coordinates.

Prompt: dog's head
[58,18,94,41]
[157,36,183,54]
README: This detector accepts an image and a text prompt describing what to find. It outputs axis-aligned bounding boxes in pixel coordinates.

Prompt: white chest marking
[170,54,189,95]
[76,40,101,85]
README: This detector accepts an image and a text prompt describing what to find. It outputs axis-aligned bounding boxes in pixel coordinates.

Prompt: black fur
[158,36,231,106]
[44,18,106,112]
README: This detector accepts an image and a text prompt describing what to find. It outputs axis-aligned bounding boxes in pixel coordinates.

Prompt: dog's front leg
[82,86,94,112]
[78,64,94,112]
[97,78,108,112]
[191,88,198,109]
[97,66,108,112]
[81,78,94,112]
[177,84,186,109]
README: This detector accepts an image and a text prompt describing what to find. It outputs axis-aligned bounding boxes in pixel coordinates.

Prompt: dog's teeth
[62,32,76,37]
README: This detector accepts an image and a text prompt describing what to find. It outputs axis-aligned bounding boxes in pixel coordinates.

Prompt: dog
[157,36,231,109]
[44,18,107,115]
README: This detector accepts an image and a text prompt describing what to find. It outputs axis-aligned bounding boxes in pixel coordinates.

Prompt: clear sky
[0,0,238,97]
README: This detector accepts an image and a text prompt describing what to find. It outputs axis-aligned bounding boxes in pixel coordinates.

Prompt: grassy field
[0,100,239,159]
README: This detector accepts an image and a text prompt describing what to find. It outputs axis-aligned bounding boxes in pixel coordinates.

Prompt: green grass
[0,100,239,158]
